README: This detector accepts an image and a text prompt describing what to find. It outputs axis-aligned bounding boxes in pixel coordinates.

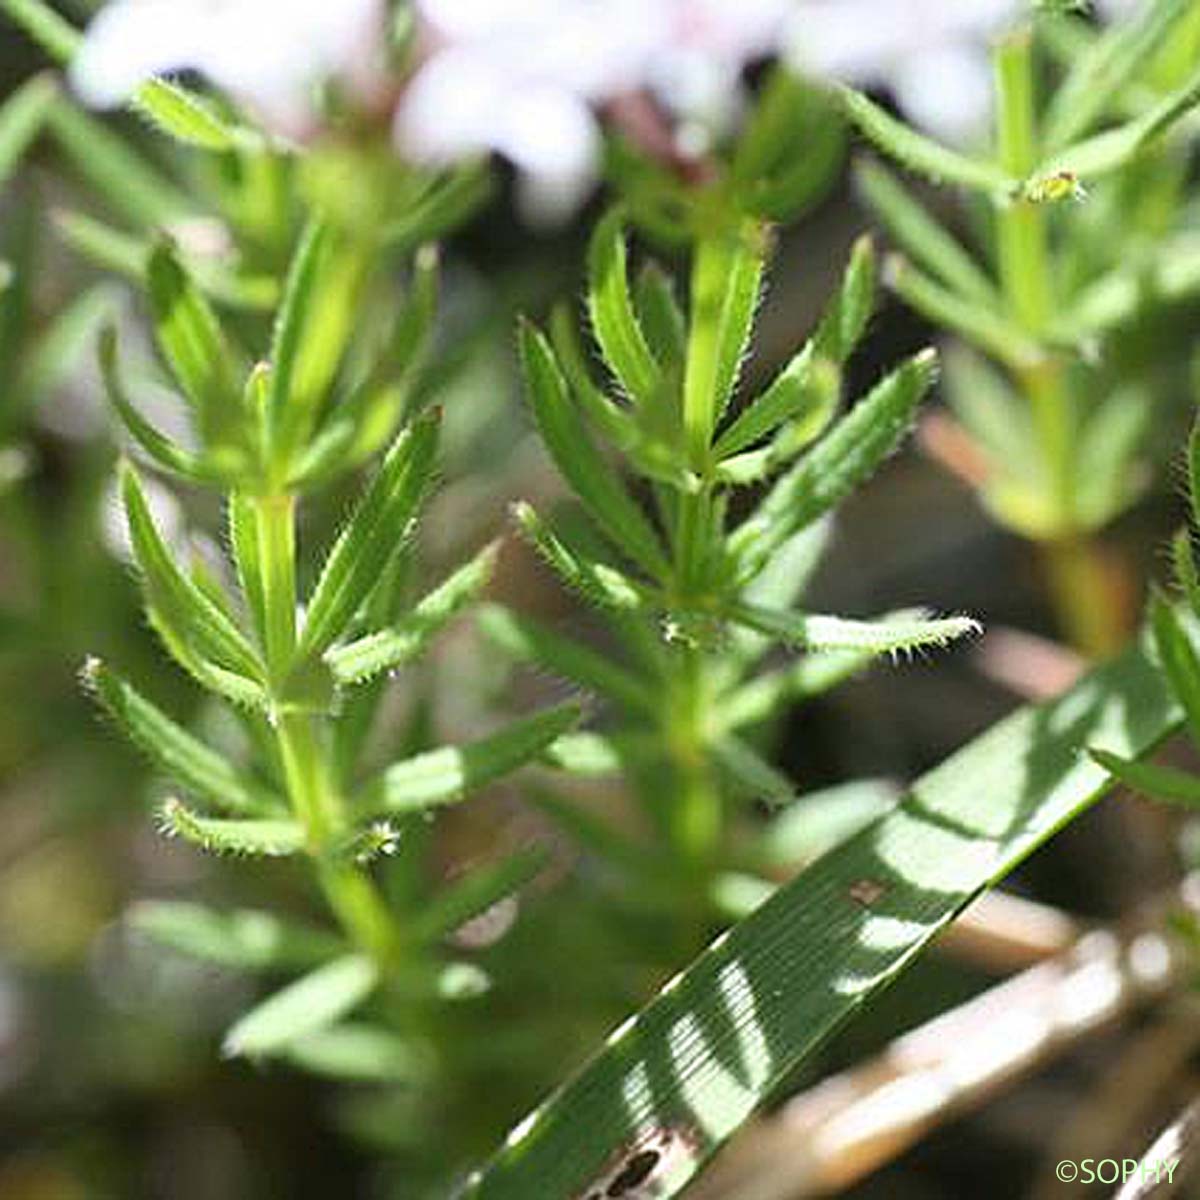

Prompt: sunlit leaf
[298,412,439,659]
[463,634,1185,1198]
[359,702,581,817]
[223,954,378,1058]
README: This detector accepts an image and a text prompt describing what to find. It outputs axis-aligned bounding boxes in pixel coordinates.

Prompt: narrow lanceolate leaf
[854,160,998,307]
[550,306,693,491]
[1089,749,1200,809]
[122,464,262,680]
[0,72,55,185]
[730,350,937,569]
[0,0,242,151]
[839,86,1016,196]
[412,847,549,943]
[268,220,367,458]
[99,327,205,479]
[1189,415,1200,532]
[227,491,269,661]
[1033,61,1200,185]
[477,604,656,716]
[129,901,343,971]
[634,262,686,366]
[813,234,878,365]
[326,542,498,686]
[1172,529,1200,617]
[682,221,767,457]
[298,412,439,659]
[540,730,627,776]
[729,604,980,655]
[511,502,654,614]
[1150,592,1200,743]
[45,99,191,226]
[84,659,278,815]
[223,954,378,1058]
[718,649,875,732]
[885,257,1040,370]
[713,736,794,807]
[268,218,330,443]
[711,237,876,461]
[0,0,79,62]
[463,632,1187,1200]
[359,702,581,817]
[157,798,305,858]
[521,324,668,578]
[1042,0,1190,151]
[283,1025,427,1083]
[587,209,662,406]
[146,243,240,439]
[133,80,243,151]
[713,349,838,461]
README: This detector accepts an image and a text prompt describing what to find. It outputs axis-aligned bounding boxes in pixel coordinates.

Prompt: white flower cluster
[75,0,1124,218]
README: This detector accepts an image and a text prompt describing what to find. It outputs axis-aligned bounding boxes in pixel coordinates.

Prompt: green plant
[84,227,582,1068]
[484,213,976,924]
[843,0,1200,654]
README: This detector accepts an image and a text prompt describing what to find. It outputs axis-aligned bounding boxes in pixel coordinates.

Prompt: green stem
[664,647,722,870]
[1040,536,1130,659]
[254,492,399,964]
[994,29,1075,525]
[251,492,297,682]
[992,31,1131,655]
[682,236,726,466]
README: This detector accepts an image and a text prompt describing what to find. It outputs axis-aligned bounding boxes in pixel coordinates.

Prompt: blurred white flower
[70,0,387,137]
[786,0,1025,142]
[396,0,795,222]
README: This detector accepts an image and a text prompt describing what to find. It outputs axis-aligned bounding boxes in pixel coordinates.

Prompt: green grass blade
[359,702,581,817]
[298,412,439,659]
[463,635,1184,1198]
[222,954,378,1058]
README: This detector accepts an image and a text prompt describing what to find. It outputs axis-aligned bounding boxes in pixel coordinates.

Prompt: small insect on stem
[1022,170,1087,205]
